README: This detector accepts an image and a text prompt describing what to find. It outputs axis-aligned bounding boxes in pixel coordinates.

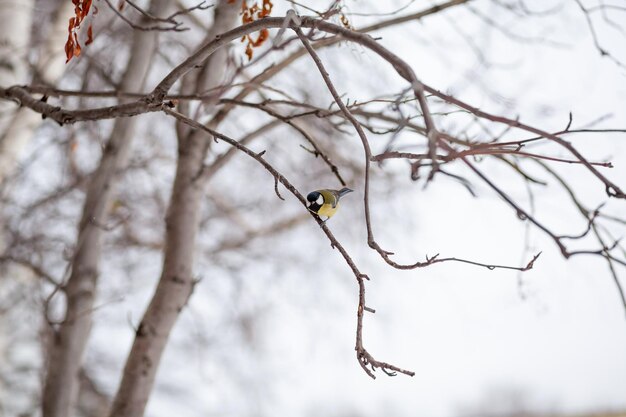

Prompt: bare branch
[163,107,415,379]
[104,0,211,32]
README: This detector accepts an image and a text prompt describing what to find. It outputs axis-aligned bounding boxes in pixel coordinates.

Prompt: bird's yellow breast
[317,202,339,218]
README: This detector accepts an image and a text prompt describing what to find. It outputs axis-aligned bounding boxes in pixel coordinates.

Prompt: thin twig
[163,106,415,379]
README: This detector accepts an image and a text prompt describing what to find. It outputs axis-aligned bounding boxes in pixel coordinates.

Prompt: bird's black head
[306,191,324,212]
[307,191,321,204]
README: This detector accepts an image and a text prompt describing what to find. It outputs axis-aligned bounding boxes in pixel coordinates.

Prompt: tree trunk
[0,0,62,410]
[41,2,168,416]
[109,2,239,416]
[0,2,72,183]
[0,0,34,134]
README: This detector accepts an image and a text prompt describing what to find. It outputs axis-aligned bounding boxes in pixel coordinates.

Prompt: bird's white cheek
[316,195,324,205]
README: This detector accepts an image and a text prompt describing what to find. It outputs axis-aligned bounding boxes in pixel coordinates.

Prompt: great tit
[306,187,353,222]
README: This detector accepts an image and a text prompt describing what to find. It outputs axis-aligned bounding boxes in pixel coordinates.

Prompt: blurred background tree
[0,1,625,416]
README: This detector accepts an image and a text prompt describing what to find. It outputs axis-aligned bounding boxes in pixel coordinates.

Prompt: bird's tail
[338,187,354,197]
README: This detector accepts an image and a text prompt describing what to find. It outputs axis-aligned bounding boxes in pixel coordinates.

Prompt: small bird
[306,187,353,222]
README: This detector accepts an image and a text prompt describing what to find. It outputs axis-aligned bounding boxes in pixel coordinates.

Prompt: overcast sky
[194,1,626,416]
[18,1,624,416]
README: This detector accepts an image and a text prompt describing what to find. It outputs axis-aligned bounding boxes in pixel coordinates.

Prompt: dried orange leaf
[73,32,81,57]
[251,28,268,47]
[65,34,74,63]
[85,24,93,45]
[65,0,97,63]
[260,0,273,17]
[232,0,273,60]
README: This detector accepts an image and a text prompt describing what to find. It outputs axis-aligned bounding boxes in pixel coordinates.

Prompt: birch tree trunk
[0,2,72,183]
[0,0,35,408]
[109,2,240,416]
[42,2,168,416]
[0,0,34,134]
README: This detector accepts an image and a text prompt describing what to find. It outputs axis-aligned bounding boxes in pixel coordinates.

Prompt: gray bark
[42,2,168,416]
[109,2,239,416]
[0,0,34,134]
[0,1,58,410]
[0,2,72,183]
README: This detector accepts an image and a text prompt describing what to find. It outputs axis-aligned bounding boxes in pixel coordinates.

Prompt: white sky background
[61,0,626,416]
[217,1,625,416]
